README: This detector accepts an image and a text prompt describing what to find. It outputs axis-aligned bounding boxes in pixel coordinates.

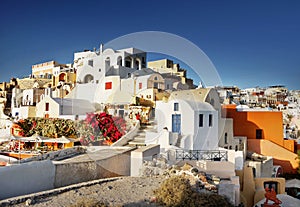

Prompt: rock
[25,198,35,206]
[211,175,220,182]
[150,196,157,203]
[181,163,193,171]
[191,167,199,176]
[198,174,208,183]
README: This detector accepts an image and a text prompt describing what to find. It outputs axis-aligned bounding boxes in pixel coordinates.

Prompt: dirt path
[13,176,165,207]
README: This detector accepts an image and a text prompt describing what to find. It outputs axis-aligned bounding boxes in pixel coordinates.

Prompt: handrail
[175,149,228,161]
[144,130,164,144]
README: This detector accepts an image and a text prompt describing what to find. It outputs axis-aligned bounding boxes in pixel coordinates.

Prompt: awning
[11,135,73,143]
[286,179,300,188]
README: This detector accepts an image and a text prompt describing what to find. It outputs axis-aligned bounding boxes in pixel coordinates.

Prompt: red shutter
[105,82,112,90]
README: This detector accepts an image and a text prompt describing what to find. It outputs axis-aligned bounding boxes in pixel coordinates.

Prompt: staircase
[126,120,156,147]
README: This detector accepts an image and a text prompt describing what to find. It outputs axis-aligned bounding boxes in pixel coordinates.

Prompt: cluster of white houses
[3,46,300,207]
[6,46,246,153]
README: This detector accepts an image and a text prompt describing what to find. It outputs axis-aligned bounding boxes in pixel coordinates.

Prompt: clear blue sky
[0,0,299,89]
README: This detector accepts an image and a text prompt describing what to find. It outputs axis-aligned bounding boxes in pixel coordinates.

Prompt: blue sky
[0,0,299,89]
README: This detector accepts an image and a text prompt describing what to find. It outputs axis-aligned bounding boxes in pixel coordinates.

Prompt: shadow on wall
[248,139,298,174]
[222,106,263,140]
[273,158,297,175]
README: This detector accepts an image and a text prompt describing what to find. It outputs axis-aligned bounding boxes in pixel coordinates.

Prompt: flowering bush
[15,118,77,138]
[96,112,127,145]
[14,112,127,146]
[77,112,127,146]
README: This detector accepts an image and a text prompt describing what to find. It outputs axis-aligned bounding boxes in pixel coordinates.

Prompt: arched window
[84,74,94,83]
[117,56,122,66]
[105,57,110,69]
[125,57,132,68]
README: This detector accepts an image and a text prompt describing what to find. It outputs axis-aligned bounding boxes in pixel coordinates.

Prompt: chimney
[100,44,104,54]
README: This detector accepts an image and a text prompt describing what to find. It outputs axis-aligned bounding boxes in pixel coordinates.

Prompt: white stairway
[127,120,156,147]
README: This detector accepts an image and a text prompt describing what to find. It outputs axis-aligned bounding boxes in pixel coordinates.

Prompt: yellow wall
[240,166,256,207]
[253,177,285,205]
[248,139,298,174]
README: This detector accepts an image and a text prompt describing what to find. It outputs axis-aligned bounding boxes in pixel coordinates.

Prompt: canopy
[286,179,300,188]
[11,135,72,143]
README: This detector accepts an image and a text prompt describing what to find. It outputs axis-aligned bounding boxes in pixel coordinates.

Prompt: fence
[175,149,228,161]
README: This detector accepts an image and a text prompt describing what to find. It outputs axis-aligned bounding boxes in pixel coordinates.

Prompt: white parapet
[130,144,160,176]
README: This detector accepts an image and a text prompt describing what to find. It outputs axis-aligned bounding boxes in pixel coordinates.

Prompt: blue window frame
[174,103,179,111]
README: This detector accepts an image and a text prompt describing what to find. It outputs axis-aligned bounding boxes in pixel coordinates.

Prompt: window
[225,133,228,144]
[264,181,278,194]
[125,60,131,67]
[256,129,262,139]
[45,102,49,111]
[174,103,179,111]
[105,82,112,90]
[154,82,158,88]
[99,68,101,72]
[209,114,213,127]
[139,82,142,89]
[88,60,93,67]
[199,114,203,127]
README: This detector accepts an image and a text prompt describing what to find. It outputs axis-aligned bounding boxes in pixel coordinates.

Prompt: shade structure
[11,135,72,143]
[286,178,300,189]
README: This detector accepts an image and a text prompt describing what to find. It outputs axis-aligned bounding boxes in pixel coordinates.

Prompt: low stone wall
[0,147,132,200]
[0,160,56,200]
[0,177,119,206]
[54,148,131,188]
[19,146,86,163]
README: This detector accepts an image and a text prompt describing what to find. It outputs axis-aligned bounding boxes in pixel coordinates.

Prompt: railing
[145,130,163,145]
[175,149,228,161]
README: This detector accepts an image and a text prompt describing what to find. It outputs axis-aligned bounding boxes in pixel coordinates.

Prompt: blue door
[172,114,181,133]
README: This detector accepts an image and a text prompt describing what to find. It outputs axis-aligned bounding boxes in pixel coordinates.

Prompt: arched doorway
[59,73,66,82]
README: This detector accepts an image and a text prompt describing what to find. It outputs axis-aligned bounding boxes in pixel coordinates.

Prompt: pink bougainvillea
[78,112,127,146]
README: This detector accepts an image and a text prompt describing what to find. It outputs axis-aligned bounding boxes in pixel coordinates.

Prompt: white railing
[145,130,163,145]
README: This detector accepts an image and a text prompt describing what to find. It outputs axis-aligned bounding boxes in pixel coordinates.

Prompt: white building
[155,99,218,150]
[68,47,146,104]
[36,95,95,119]
[74,47,146,84]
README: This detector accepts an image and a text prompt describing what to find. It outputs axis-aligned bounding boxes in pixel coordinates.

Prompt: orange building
[222,104,298,174]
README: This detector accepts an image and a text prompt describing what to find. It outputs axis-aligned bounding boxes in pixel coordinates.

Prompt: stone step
[132,137,145,142]
[128,141,146,146]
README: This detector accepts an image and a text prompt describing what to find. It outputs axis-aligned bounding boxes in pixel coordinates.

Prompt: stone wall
[54,149,131,188]
[0,160,55,200]
[0,147,131,200]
